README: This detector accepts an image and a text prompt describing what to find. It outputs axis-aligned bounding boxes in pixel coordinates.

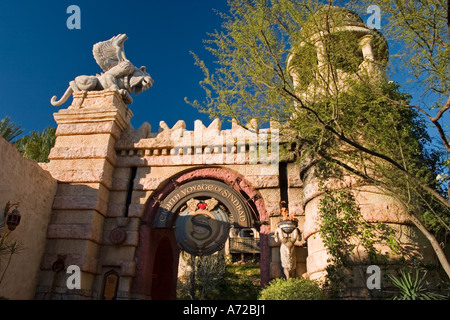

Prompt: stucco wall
[0,136,57,299]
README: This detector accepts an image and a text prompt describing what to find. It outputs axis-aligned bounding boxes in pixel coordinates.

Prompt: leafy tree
[15,127,56,163]
[0,116,56,163]
[0,117,23,143]
[187,0,450,278]
[318,188,401,296]
[350,0,449,152]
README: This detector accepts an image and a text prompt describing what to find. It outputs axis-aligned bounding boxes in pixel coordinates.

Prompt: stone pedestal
[35,90,132,299]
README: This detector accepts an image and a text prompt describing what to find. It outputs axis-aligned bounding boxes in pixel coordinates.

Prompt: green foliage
[177,253,227,300]
[318,189,400,294]
[388,270,448,300]
[177,254,262,300]
[319,189,400,262]
[258,278,326,300]
[0,117,23,143]
[0,116,56,163]
[188,0,448,213]
[219,264,261,300]
[15,126,56,163]
[195,254,227,300]
[350,0,449,100]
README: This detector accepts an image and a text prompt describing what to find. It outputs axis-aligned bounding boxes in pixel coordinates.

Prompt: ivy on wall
[317,188,401,296]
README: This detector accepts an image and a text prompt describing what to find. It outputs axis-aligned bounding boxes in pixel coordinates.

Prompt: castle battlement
[114,118,280,167]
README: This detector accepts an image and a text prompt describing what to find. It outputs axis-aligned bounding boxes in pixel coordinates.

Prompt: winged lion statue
[51,34,154,106]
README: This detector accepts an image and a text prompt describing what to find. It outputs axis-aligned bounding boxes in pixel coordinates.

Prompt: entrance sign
[153,180,254,256]
[174,197,230,256]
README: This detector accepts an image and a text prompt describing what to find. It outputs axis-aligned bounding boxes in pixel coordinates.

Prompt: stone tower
[287,6,436,298]
[288,5,389,102]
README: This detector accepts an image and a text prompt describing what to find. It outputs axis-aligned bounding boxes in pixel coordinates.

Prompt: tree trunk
[189,255,196,300]
[408,212,450,280]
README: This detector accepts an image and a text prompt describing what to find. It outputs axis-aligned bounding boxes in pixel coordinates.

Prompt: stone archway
[131,167,269,299]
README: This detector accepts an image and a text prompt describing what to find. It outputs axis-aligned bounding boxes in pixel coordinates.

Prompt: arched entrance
[131,167,269,299]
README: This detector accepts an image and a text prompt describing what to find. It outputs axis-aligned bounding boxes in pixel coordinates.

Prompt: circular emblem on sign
[174,197,230,256]
[153,179,255,256]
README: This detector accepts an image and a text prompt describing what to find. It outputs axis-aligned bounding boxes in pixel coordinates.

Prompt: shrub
[258,278,326,300]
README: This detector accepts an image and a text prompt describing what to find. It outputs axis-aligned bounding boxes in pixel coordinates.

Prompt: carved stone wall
[33,89,305,299]
[35,90,132,299]
[23,86,438,300]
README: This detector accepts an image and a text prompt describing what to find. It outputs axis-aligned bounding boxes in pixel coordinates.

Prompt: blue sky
[0,0,230,135]
[0,0,447,143]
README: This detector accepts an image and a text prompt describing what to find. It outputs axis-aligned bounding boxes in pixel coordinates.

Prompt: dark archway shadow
[151,237,176,300]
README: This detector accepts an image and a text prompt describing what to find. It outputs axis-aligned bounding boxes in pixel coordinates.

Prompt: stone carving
[274,224,302,279]
[274,204,303,279]
[109,227,127,245]
[51,34,154,107]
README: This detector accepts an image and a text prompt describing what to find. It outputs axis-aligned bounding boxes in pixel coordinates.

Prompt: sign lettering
[162,183,247,223]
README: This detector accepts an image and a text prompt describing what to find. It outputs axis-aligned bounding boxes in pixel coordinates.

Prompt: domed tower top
[304,5,367,32]
[287,5,389,100]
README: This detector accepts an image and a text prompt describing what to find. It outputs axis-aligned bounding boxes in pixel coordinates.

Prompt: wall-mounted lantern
[3,201,21,231]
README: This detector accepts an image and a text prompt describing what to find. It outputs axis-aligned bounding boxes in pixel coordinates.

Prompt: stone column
[358,34,385,83]
[35,90,132,299]
[301,165,436,298]
[360,34,375,61]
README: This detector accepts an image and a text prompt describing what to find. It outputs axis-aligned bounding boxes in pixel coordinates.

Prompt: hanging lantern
[6,207,21,231]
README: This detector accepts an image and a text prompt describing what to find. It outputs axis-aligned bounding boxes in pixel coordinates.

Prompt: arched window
[101,270,120,300]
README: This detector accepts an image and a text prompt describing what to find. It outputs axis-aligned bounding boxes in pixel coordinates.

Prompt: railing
[229,238,260,253]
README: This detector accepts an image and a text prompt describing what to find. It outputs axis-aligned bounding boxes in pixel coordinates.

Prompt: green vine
[318,188,400,297]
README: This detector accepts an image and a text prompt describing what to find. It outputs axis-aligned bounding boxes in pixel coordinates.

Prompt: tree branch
[355,72,450,153]
[281,85,450,209]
